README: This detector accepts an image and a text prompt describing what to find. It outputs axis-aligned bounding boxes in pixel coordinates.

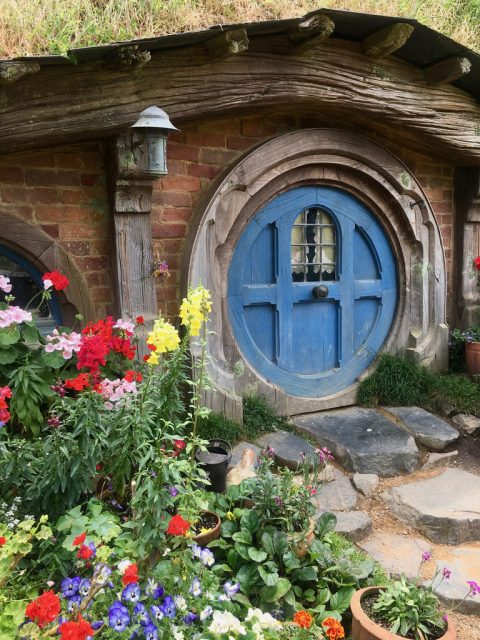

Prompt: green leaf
[273,530,289,557]
[317,586,332,605]
[235,563,259,593]
[291,566,318,582]
[232,530,252,545]
[329,587,355,613]
[315,512,337,538]
[0,347,19,364]
[42,350,67,368]
[232,592,252,608]
[0,327,20,346]
[260,532,275,557]
[247,547,267,562]
[22,323,40,344]
[258,565,279,587]
[221,520,237,538]
[260,577,291,602]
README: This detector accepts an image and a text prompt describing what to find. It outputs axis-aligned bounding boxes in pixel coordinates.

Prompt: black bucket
[196,439,232,493]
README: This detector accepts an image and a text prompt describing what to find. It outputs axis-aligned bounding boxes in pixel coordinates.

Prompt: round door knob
[312,285,329,299]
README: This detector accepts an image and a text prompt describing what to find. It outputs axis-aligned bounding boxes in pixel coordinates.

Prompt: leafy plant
[242,395,290,439]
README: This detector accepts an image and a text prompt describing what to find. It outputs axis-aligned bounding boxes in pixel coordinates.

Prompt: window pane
[291,208,336,282]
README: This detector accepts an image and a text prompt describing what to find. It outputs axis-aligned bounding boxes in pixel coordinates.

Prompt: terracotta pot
[192,510,221,545]
[350,587,456,640]
[292,518,316,559]
[465,341,480,376]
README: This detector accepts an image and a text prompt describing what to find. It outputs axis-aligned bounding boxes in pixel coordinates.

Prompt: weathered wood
[424,56,472,85]
[363,23,414,58]
[1,39,480,161]
[288,13,335,53]
[204,28,249,59]
[112,133,158,336]
[110,45,151,70]
[0,61,40,85]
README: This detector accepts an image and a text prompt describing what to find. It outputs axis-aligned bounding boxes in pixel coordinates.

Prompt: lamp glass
[146,130,168,177]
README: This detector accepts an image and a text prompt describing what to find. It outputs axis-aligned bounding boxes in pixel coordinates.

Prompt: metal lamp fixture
[131,106,178,177]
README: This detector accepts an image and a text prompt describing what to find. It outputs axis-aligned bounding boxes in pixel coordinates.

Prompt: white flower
[245,608,282,630]
[200,606,213,622]
[208,611,246,636]
[117,559,132,573]
[172,625,184,640]
[174,595,187,611]
[43,279,53,290]
[0,275,12,293]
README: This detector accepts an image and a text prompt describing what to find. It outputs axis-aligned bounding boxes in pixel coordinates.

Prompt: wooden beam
[1,41,480,161]
[0,61,40,85]
[424,56,472,85]
[110,45,151,70]
[204,28,249,59]
[288,13,335,53]
[363,23,414,58]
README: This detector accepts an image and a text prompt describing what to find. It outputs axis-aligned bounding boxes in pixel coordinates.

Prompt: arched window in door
[0,244,62,334]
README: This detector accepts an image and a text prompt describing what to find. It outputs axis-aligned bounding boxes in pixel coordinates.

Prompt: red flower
[25,591,61,628]
[76,334,109,373]
[42,271,70,291]
[166,514,190,536]
[77,544,94,560]
[0,536,6,546]
[122,563,139,586]
[173,439,186,451]
[95,463,103,472]
[474,256,480,270]
[322,617,345,640]
[136,316,145,324]
[72,532,86,546]
[293,610,313,629]
[143,355,149,362]
[123,370,143,383]
[0,386,12,399]
[147,343,157,351]
[65,373,91,391]
[59,615,94,640]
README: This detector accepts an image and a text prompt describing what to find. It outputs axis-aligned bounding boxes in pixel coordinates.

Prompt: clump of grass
[358,353,480,416]
[0,0,479,59]
[197,412,243,444]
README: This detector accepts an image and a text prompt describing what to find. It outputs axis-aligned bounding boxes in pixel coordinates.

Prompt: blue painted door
[227,186,397,398]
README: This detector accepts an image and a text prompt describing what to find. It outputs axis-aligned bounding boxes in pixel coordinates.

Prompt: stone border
[188,129,447,419]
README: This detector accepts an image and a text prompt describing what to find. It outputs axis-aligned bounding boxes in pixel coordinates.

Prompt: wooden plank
[288,13,335,53]
[1,39,480,160]
[0,61,40,85]
[204,28,249,59]
[363,23,414,58]
[424,56,472,85]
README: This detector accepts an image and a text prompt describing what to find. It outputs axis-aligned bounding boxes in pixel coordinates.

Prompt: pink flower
[45,329,82,359]
[43,279,53,290]
[114,319,135,334]
[0,306,32,328]
[422,551,432,562]
[0,275,12,293]
[467,580,480,595]
[443,568,451,579]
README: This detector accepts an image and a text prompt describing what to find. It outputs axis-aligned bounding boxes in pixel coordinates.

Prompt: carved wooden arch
[0,210,95,324]
[188,129,448,419]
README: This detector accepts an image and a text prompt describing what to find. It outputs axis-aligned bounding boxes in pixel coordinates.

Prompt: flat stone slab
[229,442,261,470]
[385,407,459,451]
[293,408,420,477]
[360,532,431,579]
[429,547,480,615]
[421,450,458,471]
[352,473,379,497]
[383,468,480,544]
[319,510,372,541]
[451,413,480,436]
[256,430,316,470]
[314,475,358,512]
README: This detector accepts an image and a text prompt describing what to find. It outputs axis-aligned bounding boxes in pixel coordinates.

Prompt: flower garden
[1,271,473,640]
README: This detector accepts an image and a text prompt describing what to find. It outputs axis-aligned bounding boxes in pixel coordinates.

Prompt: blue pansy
[146,579,164,600]
[109,601,130,632]
[134,602,151,627]
[150,605,164,621]
[191,543,202,559]
[144,623,158,640]
[160,595,176,618]
[79,578,91,597]
[200,548,215,567]
[189,577,202,597]
[223,581,240,598]
[122,582,141,603]
[91,621,104,630]
[67,595,82,612]
[93,564,112,586]
[183,612,198,625]
[61,576,81,597]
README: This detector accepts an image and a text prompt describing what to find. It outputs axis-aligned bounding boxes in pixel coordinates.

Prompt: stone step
[428,547,480,615]
[359,532,432,579]
[255,430,316,470]
[318,510,372,542]
[314,475,358,512]
[293,407,420,477]
[383,468,480,545]
[384,406,459,451]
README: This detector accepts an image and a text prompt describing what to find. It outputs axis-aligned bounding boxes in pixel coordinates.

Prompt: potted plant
[450,327,480,376]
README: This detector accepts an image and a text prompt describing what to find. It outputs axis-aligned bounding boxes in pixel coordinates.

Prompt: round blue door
[227,186,397,398]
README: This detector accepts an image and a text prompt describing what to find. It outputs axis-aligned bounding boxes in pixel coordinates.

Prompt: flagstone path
[230,405,480,638]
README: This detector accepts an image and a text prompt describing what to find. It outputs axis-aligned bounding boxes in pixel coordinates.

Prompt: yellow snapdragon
[146,317,180,363]
[179,285,212,336]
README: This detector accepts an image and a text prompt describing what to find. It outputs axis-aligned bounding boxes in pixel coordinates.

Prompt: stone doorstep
[255,430,316,470]
[427,547,480,615]
[384,406,460,451]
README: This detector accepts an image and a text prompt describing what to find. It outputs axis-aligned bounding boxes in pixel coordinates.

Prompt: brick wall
[151,114,455,320]
[0,144,114,318]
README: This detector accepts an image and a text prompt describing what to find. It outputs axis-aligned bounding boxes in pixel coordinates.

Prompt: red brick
[28,188,58,204]
[431,201,451,214]
[85,272,107,286]
[168,130,186,144]
[12,205,34,220]
[198,119,241,135]
[185,131,226,148]
[26,169,79,187]
[226,135,259,151]
[152,223,187,238]
[167,159,187,175]
[61,241,91,256]
[14,151,56,168]
[55,153,86,170]
[61,189,95,205]
[0,167,24,183]
[155,285,178,300]
[40,224,60,239]
[428,176,451,189]
[1,187,28,203]
[241,118,276,137]
[200,148,238,165]
[162,208,192,223]
[91,286,113,303]
[161,176,201,192]
[187,163,221,179]
[75,256,111,271]
[157,238,185,254]
[152,190,191,207]
[442,190,453,201]
[90,239,110,256]
[424,188,444,202]
[168,142,200,162]
[60,223,98,240]
[81,174,100,187]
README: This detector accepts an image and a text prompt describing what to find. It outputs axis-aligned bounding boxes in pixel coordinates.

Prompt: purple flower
[67,595,82,612]
[151,471,157,478]
[150,605,164,621]
[146,579,164,600]
[91,621,104,631]
[442,614,449,623]
[422,551,432,562]
[443,568,451,579]
[87,541,97,558]
[122,582,141,603]
[133,602,151,627]
[108,601,130,632]
[160,595,176,618]
[274,496,284,508]
[189,576,202,597]
[467,580,480,595]
[61,576,80,597]
[223,581,240,599]
[93,564,112,586]
[168,486,179,497]
[200,548,214,567]
[191,543,202,559]
[183,612,198,625]
[78,578,90,596]
[144,623,158,640]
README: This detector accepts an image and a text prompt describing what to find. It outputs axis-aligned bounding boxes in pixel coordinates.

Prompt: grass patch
[358,353,480,416]
[197,394,291,445]
[1,0,479,58]
[327,531,391,586]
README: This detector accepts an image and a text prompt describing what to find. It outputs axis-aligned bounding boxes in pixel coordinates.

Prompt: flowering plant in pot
[350,552,480,640]
[450,327,480,375]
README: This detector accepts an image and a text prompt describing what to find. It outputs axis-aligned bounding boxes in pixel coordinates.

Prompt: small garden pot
[192,510,221,545]
[196,439,231,493]
[465,341,480,376]
[350,587,456,640]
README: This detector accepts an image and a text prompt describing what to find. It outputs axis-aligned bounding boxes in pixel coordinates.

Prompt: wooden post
[363,23,414,58]
[204,28,249,59]
[112,131,158,353]
[424,56,471,85]
[288,13,335,53]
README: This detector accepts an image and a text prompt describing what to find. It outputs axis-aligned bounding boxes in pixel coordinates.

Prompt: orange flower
[293,610,313,629]
[322,617,345,640]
